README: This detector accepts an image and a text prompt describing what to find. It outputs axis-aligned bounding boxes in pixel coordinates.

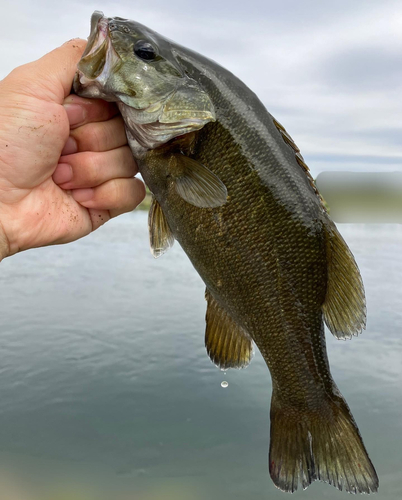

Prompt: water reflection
[0,212,400,498]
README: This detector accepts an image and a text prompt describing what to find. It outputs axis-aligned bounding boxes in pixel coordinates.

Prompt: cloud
[315,47,402,91]
[1,0,401,174]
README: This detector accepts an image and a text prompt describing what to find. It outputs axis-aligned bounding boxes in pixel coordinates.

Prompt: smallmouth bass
[74,11,379,494]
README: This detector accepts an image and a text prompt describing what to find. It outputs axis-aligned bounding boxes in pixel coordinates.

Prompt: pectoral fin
[148,196,174,258]
[172,154,227,208]
[323,221,366,339]
[205,289,253,369]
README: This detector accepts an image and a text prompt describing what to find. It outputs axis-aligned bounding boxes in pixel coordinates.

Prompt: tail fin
[269,389,379,494]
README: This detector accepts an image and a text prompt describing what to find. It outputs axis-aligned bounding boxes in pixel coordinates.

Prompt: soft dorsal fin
[205,289,253,369]
[323,221,366,339]
[172,154,227,208]
[148,196,174,258]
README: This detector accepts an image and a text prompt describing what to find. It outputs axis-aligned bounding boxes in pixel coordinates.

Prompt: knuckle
[123,147,138,173]
[133,179,146,204]
[89,125,105,151]
[109,117,127,146]
[117,179,142,211]
[110,179,124,204]
[86,153,102,185]
[73,116,126,153]
[108,179,145,218]
[63,38,86,49]
[75,124,103,152]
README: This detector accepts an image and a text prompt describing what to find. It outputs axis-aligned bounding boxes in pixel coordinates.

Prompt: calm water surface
[0,212,401,499]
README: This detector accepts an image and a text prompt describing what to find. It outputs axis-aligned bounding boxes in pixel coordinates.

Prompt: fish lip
[80,11,107,60]
[74,12,120,91]
[78,14,109,70]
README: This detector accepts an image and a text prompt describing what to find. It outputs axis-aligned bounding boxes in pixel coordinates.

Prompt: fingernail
[61,136,77,155]
[63,103,87,127]
[53,163,73,184]
[72,188,94,203]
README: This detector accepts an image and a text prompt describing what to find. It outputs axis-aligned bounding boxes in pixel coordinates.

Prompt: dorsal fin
[205,289,253,369]
[323,221,366,339]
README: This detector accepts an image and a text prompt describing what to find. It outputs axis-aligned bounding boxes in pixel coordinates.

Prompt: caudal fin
[269,389,379,494]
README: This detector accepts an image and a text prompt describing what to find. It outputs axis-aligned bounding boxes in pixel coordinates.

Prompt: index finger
[63,95,119,129]
[5,38,87,103]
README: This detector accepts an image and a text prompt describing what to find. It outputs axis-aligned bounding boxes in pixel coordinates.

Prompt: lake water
[0,211,401,499]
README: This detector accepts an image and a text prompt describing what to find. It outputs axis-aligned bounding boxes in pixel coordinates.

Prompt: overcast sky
[1,0,401,177]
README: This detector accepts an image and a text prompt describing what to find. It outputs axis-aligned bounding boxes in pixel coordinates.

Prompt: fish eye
[134,40,157,61]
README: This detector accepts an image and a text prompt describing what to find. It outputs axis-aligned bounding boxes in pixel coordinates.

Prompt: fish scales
[147,59,330,404]
[74,11,379,494]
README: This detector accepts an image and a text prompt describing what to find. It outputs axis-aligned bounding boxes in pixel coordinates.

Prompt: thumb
[7,38,87,103]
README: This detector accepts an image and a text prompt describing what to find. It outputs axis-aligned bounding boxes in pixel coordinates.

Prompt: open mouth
[76,11,119,84]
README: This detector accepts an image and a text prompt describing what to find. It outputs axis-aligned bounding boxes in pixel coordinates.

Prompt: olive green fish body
[75,12,379,494]
[140,54,330,404]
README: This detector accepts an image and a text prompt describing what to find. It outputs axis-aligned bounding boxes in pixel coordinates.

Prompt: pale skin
[0,38,145,261]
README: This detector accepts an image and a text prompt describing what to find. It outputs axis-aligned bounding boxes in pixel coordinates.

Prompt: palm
[8,179,92,251]
[0,39,144,260]
[0,94,94,254]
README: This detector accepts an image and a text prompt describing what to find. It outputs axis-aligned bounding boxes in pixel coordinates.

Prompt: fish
[74,11,379,494]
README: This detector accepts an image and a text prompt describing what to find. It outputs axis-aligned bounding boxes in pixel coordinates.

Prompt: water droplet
[221,381,228,388]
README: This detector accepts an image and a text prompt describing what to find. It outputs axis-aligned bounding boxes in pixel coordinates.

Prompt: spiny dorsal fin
[205,289,253,369]
[323,221,366,339]
[272,117,328,212]
[273,117,300,154]
[172,154,227,208]
[148,196,174,258]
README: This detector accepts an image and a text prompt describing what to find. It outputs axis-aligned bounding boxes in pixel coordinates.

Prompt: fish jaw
[73,12,121,100]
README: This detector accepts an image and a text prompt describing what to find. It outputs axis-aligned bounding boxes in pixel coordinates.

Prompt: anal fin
[205,289,253,369]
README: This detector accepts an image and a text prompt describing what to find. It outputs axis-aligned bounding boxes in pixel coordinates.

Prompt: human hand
[0,39,145,261]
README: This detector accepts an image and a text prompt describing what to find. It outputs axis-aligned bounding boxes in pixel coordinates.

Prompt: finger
[87,209,111,231]
[65,115,127,154]
[71,177,146,216]
[8,39,88,103]
[63,95,119,129]
[54,146,138,189]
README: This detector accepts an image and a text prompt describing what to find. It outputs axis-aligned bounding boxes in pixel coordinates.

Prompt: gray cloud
[315,47,402,91]
[0,0,401,175]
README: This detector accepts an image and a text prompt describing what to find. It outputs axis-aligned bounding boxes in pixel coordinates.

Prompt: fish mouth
[74,11,120,92]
